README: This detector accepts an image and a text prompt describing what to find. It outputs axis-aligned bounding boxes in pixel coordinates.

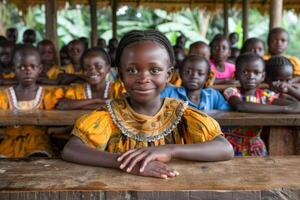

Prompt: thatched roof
[4,0,300,13]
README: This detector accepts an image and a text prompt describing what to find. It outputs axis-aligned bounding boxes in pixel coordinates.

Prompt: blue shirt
[160,85,231,111]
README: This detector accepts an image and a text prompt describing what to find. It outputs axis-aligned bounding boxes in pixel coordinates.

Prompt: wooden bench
[0,110,299,156]
[0,157,299,199]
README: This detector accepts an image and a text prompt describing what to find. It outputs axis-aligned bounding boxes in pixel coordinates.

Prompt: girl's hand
[118,146,174,173]
[272,81,291,93]
[123,160,179,179]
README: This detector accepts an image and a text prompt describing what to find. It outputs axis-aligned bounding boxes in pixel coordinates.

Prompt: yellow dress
[64,81,125,100]
[1,72,15,79]
[46,65,62,80]
[60,64,82,75]
[169,71,182,87]
[72,98,222,153]
[264,54,300,76]
[0,86,64,158]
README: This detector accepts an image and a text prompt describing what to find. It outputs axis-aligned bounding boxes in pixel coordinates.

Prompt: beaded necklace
[85,81,110,99]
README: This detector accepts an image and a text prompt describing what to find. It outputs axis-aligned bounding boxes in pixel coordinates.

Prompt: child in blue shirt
[161,55,230,111]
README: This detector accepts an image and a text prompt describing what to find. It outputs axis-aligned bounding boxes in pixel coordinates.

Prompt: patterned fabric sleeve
[110,80,126,99]
[286,56,300,76]
[71,111,114,150]
[43,87,64,110]
[182,107,222,143]
[223,87,241,100]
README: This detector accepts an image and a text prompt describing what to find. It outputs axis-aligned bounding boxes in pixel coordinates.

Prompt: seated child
[161,55,230,111]
[241,37,265,58]
[223,53,300,156]
[62,30,233,179]
[60,45,71,66]
[37,39,61,84]
[188,41,210,61]
[22,29,36,46]
[6,27,18,44]
[210,35,236,84]
[0,41,17,85]
[0,44,64,158]
[266,56,300,101]
[57,47,124,110]
[169,45,185,86]
[265,27,300,78]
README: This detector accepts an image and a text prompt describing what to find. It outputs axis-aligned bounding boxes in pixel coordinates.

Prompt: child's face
[68,41,85,63]
[268,66,293,84]
[83,54,110,85]
[120,41,173,103]
[189,44,210,60]
[237,59,265,90]
[249,41,265,57]
[6,29,17,43]
[211,39,230,62]
[0,45,13,67]
[14,53,42,86]
[23,33,36,44]
[269,31,288,55]
[38,44,55,66]
[181,59,209,91]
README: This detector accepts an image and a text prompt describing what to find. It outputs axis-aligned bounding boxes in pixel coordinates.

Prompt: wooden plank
[45,0,58,48]
[0,110,299,126]
[269,0,283,30]
[223,0,228,37]
[89,0,97,47]
[111,0,117,38]
[0,157,299,193]
[269,127,296,156]
[242,0,249,42]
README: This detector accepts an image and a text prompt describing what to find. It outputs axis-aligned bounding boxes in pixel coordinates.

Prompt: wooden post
[223,0,228,37]
[111,0,117,38]
[89,0,97,47]
[45,0,58,47]
[269,0,283,30]
[242,0,249,42]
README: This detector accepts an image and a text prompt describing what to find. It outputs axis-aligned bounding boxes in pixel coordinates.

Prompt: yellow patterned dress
[72,98,222,153]
[1,71,15,79]
[46,65,62,80]
[0,86,64,158]
[169,71,182,87]
[64,81,125,100]
[60,64,82,75]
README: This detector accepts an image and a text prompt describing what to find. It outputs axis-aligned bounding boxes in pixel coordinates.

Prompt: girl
[210,35,236,84]
[265,28,300,77]
[223,53,300,156]
[57,47,124,110]
[0,45,64,158]
[169,45,185,87]
[37,39,61,83]
[266,56,300,101]
[161,55,230,111]
[241,37,265,58]
[0,41,18,85]
[62,30,233,179]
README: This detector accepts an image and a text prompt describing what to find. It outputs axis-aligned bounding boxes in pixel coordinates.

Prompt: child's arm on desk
[118,136,233,173]
[62,136,177,179]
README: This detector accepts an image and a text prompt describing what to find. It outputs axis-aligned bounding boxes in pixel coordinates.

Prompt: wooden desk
[0,110,299,156]
[0,157,299,200]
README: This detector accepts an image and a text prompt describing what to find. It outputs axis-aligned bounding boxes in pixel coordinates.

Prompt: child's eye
[150,67,161,75]
[127,67,138,74]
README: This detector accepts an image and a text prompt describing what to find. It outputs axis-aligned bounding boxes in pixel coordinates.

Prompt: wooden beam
[112,0,117,38]
[223,0,228,37]
[242,0,249,42]
[45,0,58,48]
[269,0,283,30]
[89,0,97,47]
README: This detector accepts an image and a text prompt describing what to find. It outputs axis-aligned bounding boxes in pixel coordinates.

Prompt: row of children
[0,29,299,179]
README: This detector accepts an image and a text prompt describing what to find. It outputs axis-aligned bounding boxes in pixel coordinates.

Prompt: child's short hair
[267,27,289,45]
[115,30,175,68]
[235,53,265,73]
[13,44,40,66]
[265,56,293,81]
[80,47,111,67]
[241,37,265,54]
[180,55,211,76]
[189,41,209,50]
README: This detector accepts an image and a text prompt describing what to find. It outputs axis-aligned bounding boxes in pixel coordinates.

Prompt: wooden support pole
[242,0,249,42]
[45,0,58,47]
[223,0,228,37]
[269,0,283,30]
[89,0,97,47]
[112,0,117,38]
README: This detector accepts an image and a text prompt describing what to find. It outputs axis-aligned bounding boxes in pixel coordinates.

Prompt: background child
[266,27,300,77]
[223,53,300,156]
[241,37,265,57]
[57,47,124,110]
[188,41,210,60]
[0,45,63,158]
[60,45,71,66]
[22,29,36,46]
[170,45,185,86]
[6,27,18,44]
[0,41,17,85]
[161,55,230,111]
[266,56,300,101]
[210,35,236,84]
[62,30,233,179]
